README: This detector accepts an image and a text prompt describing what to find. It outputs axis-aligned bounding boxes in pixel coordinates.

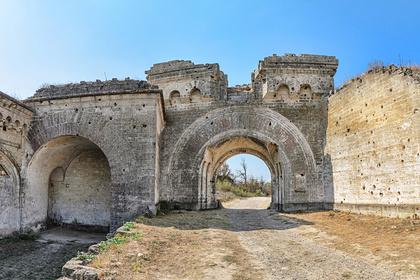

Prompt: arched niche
[25,135,112,231]
[299,84,312,100]
[190,87,202,103]
[169,90,181,106]
[264,84,291,101]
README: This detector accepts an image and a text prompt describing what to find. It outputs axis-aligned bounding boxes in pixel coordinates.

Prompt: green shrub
[122,221,135,231]
[98,231,143,252]
[76,251,96,263]
[216,180,268,198]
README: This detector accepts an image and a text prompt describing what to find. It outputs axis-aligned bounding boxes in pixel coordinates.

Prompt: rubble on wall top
[337,64,420,92]
[260,53,338,66]
[227,84,252,93]
[29,78,158,100]
[146,60,219,76]
[254,53,339,78]
[0,91,34,112]
[367,64,420,81]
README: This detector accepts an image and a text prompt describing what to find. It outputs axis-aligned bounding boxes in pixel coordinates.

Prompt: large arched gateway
[0,54,341,236]
[166,106,319,211]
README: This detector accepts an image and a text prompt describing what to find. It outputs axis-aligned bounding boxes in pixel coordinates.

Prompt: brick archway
[166,106,320,212]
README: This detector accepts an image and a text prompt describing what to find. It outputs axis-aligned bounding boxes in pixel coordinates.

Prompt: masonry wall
[153,55,337,210]
[158,98,331,210]
[0,92,33,236]
[326,67,420,217]
[21,87,164,232]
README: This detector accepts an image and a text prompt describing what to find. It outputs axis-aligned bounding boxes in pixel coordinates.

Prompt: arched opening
[264,84,290,101]
[190,87,202,103]
[169,90,181,105]
[25,135,111,232]
[276,84,290,99]
[198,136,284,211]
[299,84,312,100]
[167,106,318,213]
[215,154,272,209]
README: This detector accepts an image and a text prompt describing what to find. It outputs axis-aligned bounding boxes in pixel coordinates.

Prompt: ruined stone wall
[146,60,227,105]
[19,82,164,232]
[0,92,33,236]
[158,100,330,209]
[4,53,418,238]
[152,54,338,211]
[326,66,420,218]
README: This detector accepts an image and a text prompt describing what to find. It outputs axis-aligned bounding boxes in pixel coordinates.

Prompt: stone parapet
[30,79,157,100]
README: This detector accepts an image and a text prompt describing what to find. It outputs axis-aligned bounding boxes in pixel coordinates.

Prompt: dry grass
[290,211,420,276]
[88,208,420,279]
[90,212,264,280]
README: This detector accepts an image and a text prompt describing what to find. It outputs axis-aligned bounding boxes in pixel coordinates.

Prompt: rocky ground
[87,197,420,280]
[0,228,104,280]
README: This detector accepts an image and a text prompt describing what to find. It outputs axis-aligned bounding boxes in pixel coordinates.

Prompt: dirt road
[92,197,419,279]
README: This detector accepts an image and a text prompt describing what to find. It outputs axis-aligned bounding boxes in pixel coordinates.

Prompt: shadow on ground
[142,207,314,232]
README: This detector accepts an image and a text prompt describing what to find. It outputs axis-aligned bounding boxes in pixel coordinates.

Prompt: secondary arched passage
[198,136,282,210]
[25,135,112,231]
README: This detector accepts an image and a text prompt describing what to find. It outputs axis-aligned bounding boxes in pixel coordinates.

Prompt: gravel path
[223,197,409,280]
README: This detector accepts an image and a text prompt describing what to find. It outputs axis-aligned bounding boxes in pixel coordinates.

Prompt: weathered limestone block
[62,258,103,280]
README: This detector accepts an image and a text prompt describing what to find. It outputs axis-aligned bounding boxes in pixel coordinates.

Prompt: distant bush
[216,179,270,199]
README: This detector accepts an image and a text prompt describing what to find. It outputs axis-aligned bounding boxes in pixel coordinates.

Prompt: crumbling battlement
[146,60,226,81]
[31,78,157,100]
[254,54,339,76]
[146,60,227,103]
[0,91,33,137]
[252,54,338,101]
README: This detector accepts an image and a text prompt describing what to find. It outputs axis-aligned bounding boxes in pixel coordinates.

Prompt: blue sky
[1,0,419,99]
[226,154,271,182]
[1,0,418,179]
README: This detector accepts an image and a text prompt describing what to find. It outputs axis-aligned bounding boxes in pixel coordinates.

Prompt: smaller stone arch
[14,120,20,131]
[196,133,285,210]
[264,83,291,101]
[190,87,202,103]
[169,90,181,105]
[276,84,290,99]
[299,84,312,100]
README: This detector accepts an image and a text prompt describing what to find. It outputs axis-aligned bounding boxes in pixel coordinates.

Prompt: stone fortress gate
[1,54,419,236]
